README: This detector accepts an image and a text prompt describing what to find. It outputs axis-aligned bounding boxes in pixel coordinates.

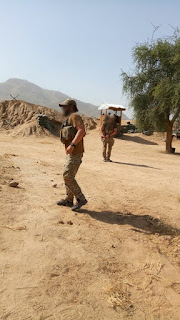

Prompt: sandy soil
[0,130,180,320]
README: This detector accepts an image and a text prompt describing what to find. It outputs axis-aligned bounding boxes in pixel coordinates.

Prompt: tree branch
[171,108,180,124]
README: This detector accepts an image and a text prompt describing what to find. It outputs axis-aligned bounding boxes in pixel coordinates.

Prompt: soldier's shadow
[112,161,160,169]
[78,209,180,236]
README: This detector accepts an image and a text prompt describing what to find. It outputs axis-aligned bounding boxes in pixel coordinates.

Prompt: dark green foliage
[122,32,180,137]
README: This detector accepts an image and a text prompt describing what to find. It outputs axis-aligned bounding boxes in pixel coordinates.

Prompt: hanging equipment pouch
[60,118,77,144]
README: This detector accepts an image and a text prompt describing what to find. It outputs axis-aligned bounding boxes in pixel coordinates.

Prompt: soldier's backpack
[60,119,77,144]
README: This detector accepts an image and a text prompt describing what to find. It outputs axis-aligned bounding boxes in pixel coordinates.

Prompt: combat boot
[71,198,88,211]
[57,199,73,207]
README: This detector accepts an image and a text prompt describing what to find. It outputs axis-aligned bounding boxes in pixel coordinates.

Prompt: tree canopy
[122,31,180,152]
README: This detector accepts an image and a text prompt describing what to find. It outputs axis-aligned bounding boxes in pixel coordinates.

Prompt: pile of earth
[0,100,97,137]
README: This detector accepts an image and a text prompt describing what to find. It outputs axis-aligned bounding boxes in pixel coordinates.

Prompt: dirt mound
[11,119,57,137]
[82,115,97,130]
[0,100,97,136]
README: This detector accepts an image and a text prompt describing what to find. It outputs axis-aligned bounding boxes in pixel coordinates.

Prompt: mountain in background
[0,78,129,119]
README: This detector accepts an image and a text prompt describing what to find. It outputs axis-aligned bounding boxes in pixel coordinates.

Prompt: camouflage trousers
[63,154,85,202]
[102,137,114,160]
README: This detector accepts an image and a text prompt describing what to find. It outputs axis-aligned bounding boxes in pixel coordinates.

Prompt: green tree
[122,31,180,152]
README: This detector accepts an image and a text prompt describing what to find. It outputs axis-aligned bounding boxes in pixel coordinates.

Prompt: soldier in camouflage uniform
[57,99,87,211]
[101,115,118,162]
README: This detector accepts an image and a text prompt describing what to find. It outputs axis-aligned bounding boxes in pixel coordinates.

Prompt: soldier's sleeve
[73,114,85,130]
[101,124,105,135]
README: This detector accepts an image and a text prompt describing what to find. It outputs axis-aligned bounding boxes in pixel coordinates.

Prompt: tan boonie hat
[59,98,77,108]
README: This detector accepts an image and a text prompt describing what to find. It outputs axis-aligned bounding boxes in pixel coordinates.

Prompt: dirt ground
[0,130,180,320]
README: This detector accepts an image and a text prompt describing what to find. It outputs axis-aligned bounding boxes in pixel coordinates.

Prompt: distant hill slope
[0,79,129,119]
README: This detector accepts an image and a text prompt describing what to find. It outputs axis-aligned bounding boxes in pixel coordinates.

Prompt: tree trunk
[166,122,173,153]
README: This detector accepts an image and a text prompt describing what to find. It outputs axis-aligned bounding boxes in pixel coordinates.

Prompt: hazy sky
[0,0,180,117]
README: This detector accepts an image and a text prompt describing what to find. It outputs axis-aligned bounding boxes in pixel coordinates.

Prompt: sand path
[0,131,180,319]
